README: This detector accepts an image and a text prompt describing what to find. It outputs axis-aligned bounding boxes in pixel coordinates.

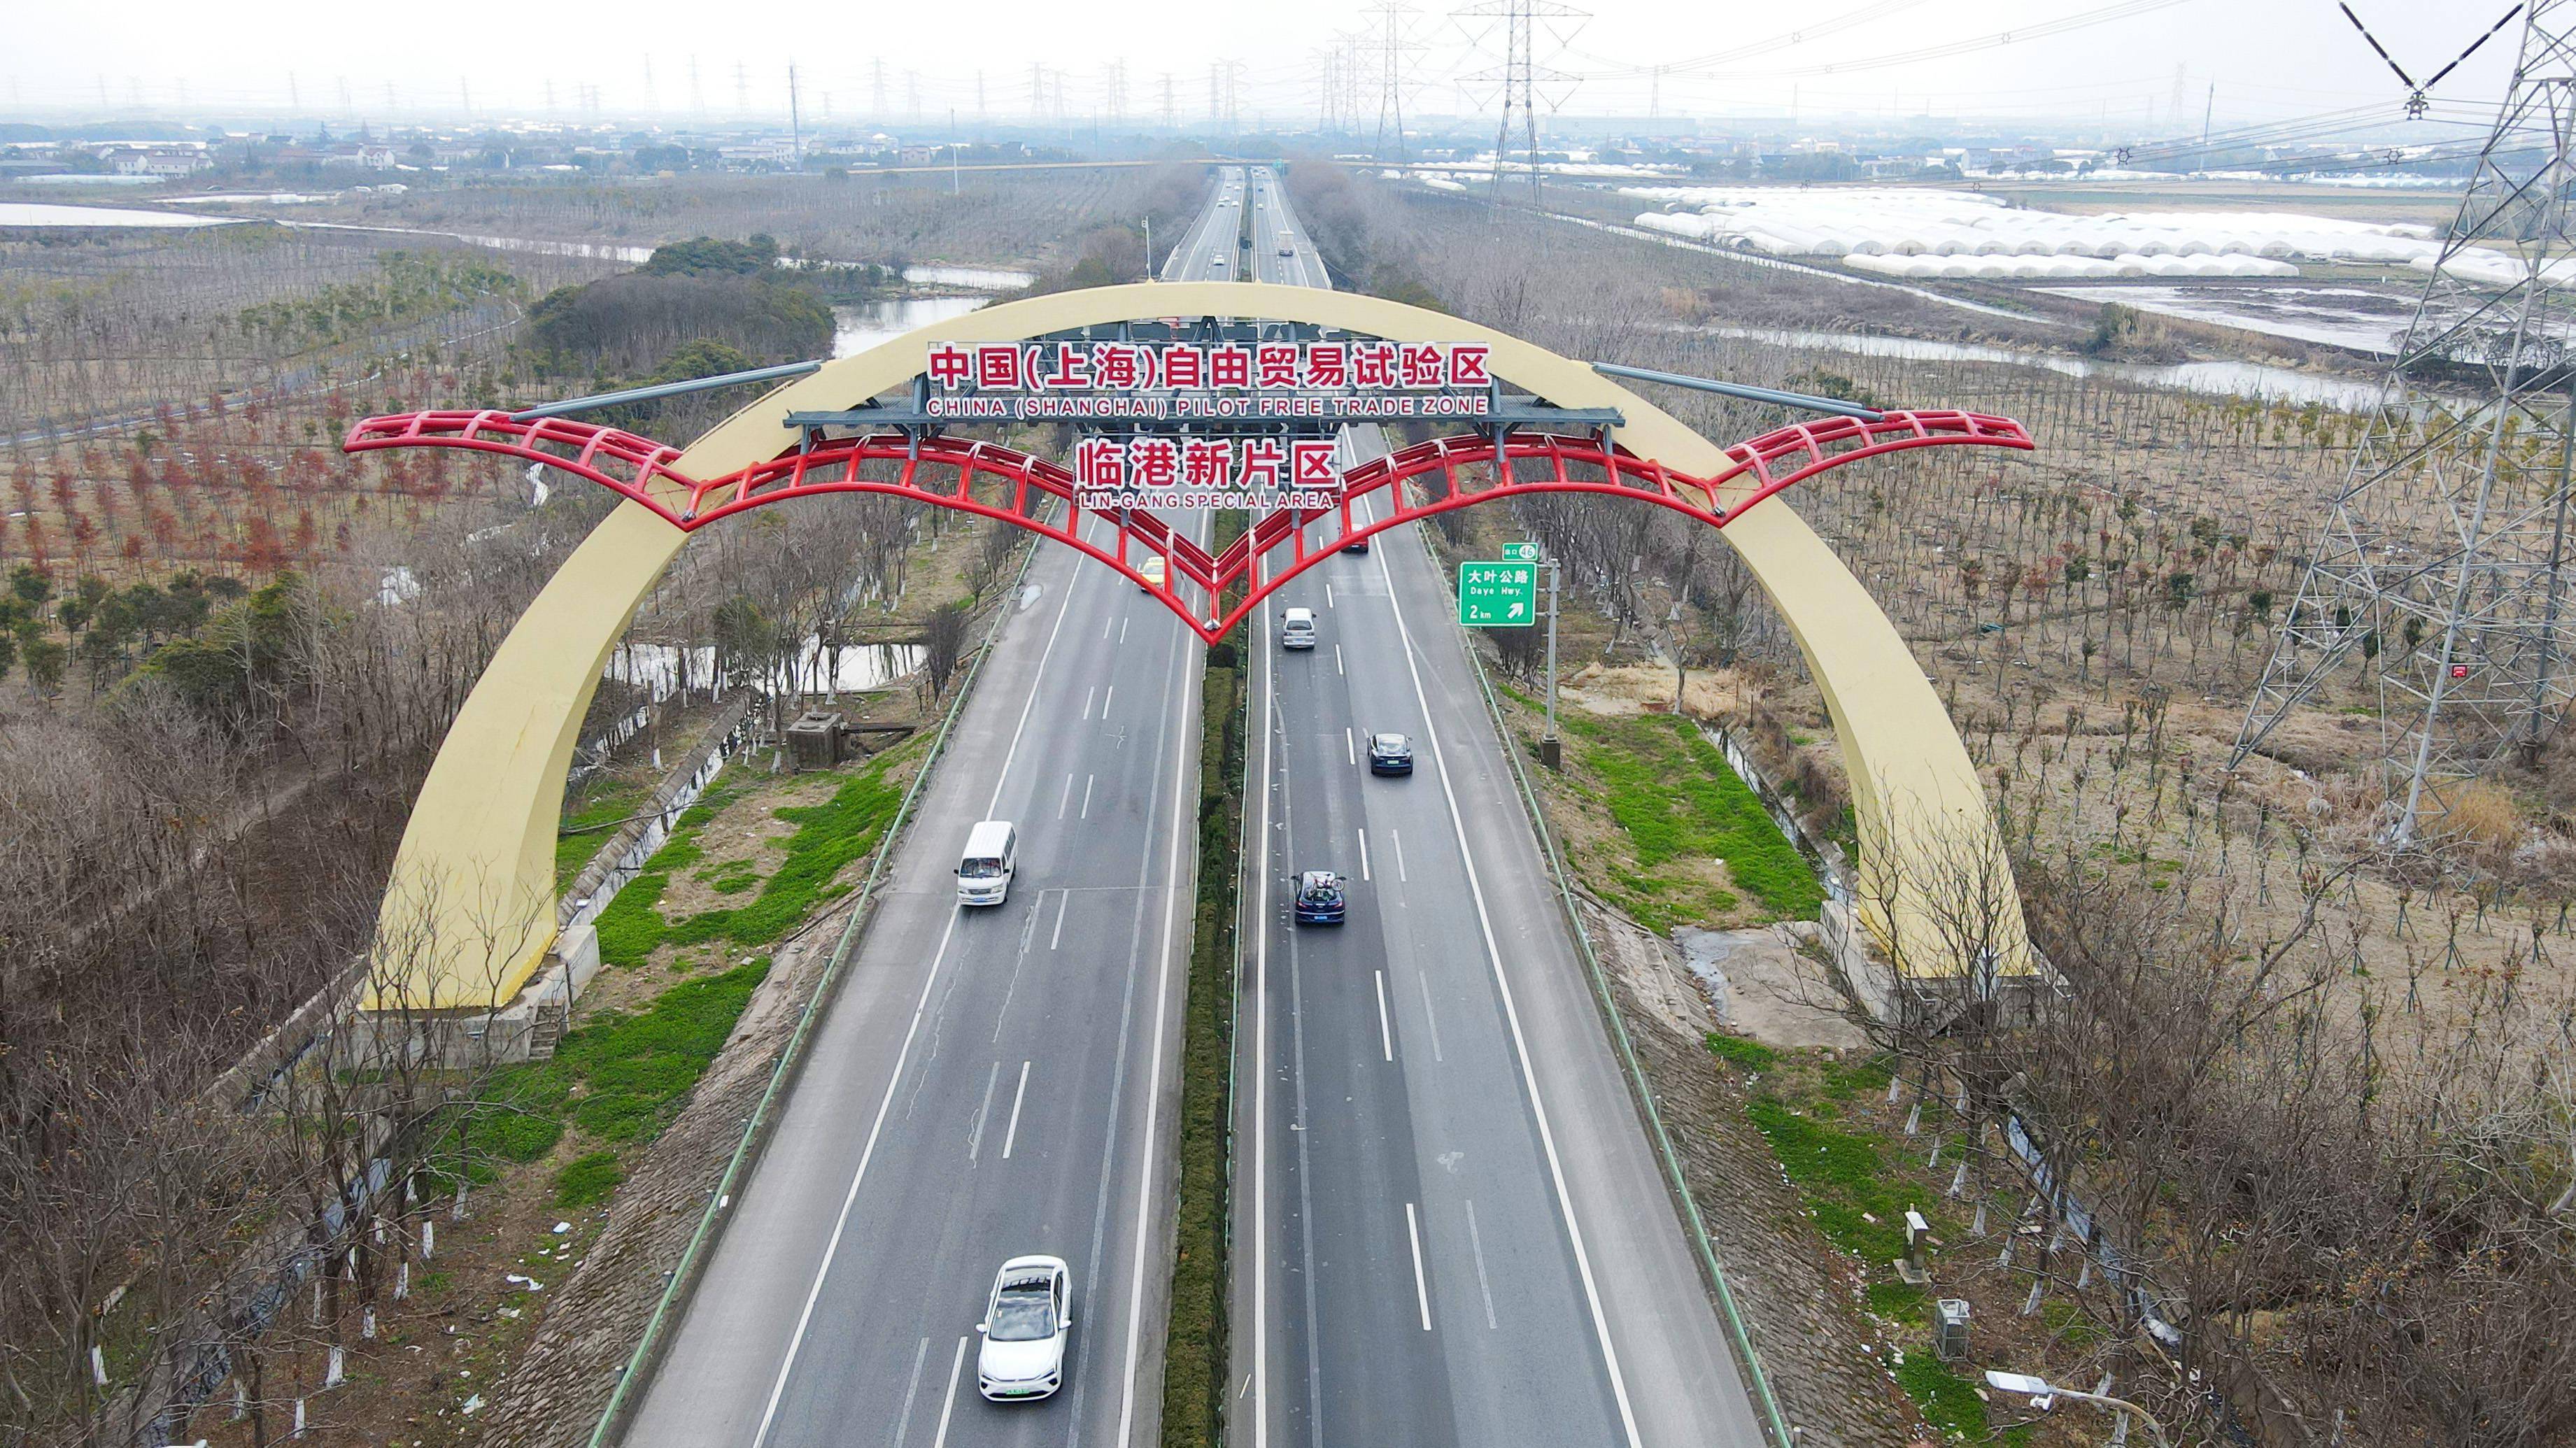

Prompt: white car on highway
[977,1255,1073,1400]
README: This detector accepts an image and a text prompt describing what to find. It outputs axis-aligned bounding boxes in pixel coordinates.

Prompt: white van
[957,820,1017,906]
[1280,607,1317,650]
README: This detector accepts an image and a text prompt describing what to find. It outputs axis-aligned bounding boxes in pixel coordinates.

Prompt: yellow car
[1138,555,1166,592]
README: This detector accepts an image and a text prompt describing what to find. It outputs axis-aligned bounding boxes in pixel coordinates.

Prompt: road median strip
[1158,529,1250,1448]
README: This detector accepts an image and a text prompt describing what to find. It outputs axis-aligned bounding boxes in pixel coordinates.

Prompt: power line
[2337,3,2525,117]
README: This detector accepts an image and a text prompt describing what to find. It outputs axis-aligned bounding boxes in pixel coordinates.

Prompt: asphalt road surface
[621,165,1767,1448]
[1164,166,1246,283]
[1231,166,1773,1448]
[625,467,1217,1444]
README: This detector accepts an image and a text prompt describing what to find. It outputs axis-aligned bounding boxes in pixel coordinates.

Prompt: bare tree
[918,601,971,704]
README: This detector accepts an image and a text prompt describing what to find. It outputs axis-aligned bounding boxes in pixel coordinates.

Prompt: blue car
[1293,871,1347,925]
[1366,732,1414,775]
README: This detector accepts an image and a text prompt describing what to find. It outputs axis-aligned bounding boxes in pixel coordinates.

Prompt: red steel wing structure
[344,407,2031,644]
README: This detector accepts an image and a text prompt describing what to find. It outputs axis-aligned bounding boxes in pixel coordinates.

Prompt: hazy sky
[1,0,2524,134]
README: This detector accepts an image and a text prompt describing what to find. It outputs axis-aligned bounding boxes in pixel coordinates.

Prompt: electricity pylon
[2233,1,2576,842]
[1453,0,1586,200]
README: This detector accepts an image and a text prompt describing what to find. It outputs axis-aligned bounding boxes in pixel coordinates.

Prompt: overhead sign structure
[344,278,2039,1015]
[1459,560,1538,627]
[923,339,1496,423]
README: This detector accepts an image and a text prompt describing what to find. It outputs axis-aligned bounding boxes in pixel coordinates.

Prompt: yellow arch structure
[378,281,2027,1009]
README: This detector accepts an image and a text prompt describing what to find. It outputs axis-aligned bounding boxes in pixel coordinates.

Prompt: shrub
[553,1151,625,1208]
[1705,1032,1778,1073]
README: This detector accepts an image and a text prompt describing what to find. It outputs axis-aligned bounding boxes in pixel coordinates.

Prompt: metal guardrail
[583,525,1049,1446]
[1420,524,1802,1448]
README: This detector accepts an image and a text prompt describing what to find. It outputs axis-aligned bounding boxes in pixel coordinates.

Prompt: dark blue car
[1293,871,1346,925]
[1366,732,1414,775]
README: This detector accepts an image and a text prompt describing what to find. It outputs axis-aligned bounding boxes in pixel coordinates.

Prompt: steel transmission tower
[1368,1,1420,162]
[1454,0,1585,200]
[2234,0,2576,841]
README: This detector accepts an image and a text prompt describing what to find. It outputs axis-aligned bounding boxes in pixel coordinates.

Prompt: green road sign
[1501,541,1542,562]
[1459,560,1538,627]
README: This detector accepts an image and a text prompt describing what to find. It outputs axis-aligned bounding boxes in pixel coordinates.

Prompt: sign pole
[1543,551,1561,770]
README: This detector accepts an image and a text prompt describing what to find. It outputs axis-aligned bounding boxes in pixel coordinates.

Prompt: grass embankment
[1542,704,1823,932]
[1161,578,1249,1446]
[465,960,771,1207]
[588,739,921,967]
[474,739,924,1210]
[1711,1039,2029,1444]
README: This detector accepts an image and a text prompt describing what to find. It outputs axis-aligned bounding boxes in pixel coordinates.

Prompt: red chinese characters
[974,345,1026,390]
[1303,343,1349,390]
[926,340,1494,395]
[1091,342,1147,390]
[1209,343,1252,390]
[1257,343,1301,390]
[1159,346,1206,390]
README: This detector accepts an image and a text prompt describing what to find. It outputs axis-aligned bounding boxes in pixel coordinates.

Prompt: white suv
[977,1256,1073,1400]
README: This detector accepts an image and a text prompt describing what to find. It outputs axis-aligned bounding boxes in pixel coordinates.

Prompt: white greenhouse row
[1844,250,2301,280]
[1620,187,2450,269]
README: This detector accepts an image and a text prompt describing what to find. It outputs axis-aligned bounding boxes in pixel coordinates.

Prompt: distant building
[111,149,209,176]
[716,138,800,170]
[317,143,398,169]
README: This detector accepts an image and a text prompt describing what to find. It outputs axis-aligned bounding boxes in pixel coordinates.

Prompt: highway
[623,172,1250,1448]
[1232,166,1771,1448]
[1161,166,1246,284]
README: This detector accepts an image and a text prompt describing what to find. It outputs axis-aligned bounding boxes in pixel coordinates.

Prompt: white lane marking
[930,1335,968,1448]
[1374,970,1394,1062]
[1416,972,1445,1062]
[1120,616,1129,644]
[745,545,1082,1448]
[1373,537,1648,1447]
[893,1335,932,1444]
[1325,581,1334,609]
[1080,773,1096,820]
[1058,771,1075,820]
[1104,612,1114,639]
[1050,890,1068,951]
[1405,1202,1433,1331]
[1336,644,1344,676]
[1466,1201,1501,1329]
[1357,828,1370,881]
[1082,685,1096,721]
[1393,827,1408,882]
[1103,684,1114,719]
[1252,587,1275,1448]
[968,1060,1000,1162]
[1112,549,1206,1448]
[1345,727,1355,766]
[1000,1060,1031,1159]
